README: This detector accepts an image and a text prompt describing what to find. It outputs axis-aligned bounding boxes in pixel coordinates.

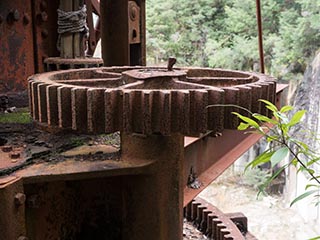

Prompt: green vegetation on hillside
[146,0,320,81]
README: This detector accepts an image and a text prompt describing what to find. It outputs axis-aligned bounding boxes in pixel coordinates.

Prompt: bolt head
[23,14,30,25]
[9,152,20,159]
[41,29,48,38]
[41,12,48,22]
[17,236,28,240]
[13,10,20,21]
[2,145,13,152]
[14,193,26,206]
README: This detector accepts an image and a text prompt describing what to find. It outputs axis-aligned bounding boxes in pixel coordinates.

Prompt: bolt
[27,195,40,208]
[17,236,28,240]
[0,15,3,24]
[167,57,176,71]
[40,12,48,22]
[41,29,48,38]
[9,152,20,159]
[40,1,47,11]
[130,6,137,21]
[23,14,30,25]
[14,193,26,206]
[12,9,20,21]
[2,145,13,152]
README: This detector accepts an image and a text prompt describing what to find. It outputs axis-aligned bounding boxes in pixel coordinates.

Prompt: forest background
[146,0,320,83]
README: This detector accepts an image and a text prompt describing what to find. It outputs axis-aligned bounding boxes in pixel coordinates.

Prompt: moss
[0,108,32,124]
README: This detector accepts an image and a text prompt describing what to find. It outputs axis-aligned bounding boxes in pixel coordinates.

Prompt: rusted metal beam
[0,177,26,240]
[100,0,129,66]
[183,84,287,206]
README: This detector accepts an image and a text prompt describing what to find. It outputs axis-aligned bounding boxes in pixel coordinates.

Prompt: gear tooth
[28,80,35,118]
[58,86,72,129]
[47,85,59,126]
[170,91,179,133]
[71,88,88,132]
[105,89,122,133]
[122,91,132,133]
[31,81,41,121]
[248,84,262,114]
[87,88,105,133]
[38,83,49,123]
[189,90,197,134]
[142,91,152,135]
[223,87,240,129]
[159,91,171,135]
[208,89,225,133]
[133,91,143,133]
[182,91,190,135]
[196,90,208,133]
[258,83,270,116]
[237,86,252,117]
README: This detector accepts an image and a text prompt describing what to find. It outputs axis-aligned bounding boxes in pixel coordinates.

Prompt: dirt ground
[199,168,320,240]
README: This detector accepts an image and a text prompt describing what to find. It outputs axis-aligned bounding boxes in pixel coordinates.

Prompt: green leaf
[252,113,278,124]
[270,147,289,168]
[245,150,275,171]
[280,105,294,113]
[232,112,260,128]
[308,236,320,240]
[305,184,319,190]
[259,99,278,112]
[290,189,318,207]
[288,110,306,127]
[258,164,287,196]
[238,122,249,131]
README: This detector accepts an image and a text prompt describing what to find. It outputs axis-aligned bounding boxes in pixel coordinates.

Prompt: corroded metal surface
[28,66,276,136]
[185,197,245,240]
[0,0,35,93]
[44,57,103,71]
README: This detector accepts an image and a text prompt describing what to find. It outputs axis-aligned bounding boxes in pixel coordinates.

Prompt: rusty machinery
[0,1,286,240]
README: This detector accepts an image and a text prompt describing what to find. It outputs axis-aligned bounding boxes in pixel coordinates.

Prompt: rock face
[293,51,320,150]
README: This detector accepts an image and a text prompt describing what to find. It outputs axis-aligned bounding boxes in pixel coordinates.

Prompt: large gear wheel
[28,66,276,136]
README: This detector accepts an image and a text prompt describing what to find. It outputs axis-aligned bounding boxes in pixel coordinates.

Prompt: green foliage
[243,168,271,190]
[233,100,320,206]
[146,0,320,79]
[0,108,31,124]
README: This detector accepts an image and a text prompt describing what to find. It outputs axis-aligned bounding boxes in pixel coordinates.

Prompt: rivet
[27,195,40,208]
[2,145,13,152]
[41,29,48,38]
[40,12,48,22]
[40,1,47,11]
[9,152,20,159]
[14,193,26,206]
[13,9,20,21]
[17,236,28,240]
[23,14,30,25]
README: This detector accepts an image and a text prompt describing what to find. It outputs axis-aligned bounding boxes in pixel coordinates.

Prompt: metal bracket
[128,1,140,44]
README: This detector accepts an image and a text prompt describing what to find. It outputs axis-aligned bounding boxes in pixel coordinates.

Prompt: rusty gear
[28,66,276,136]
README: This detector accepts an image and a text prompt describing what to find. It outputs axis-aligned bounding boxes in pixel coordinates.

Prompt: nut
[40,12,48,22]
[14,193,26,206]
[41,29,48,38]
[2,145,13,152]
[23,14,30,25]
[9,152,20,159]
[13,9,20,21]
[17,236,28,240]
[27,195,40,208]
[40,1,47,11]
